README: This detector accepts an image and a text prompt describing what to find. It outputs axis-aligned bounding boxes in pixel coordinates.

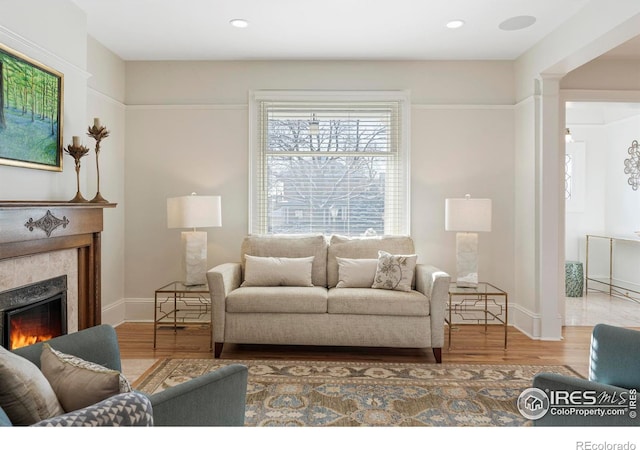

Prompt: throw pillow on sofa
[242,255,315,287]
[0,345,64,425]
[371,250,417,292]
[335,257,379,288]
[40,343,132,412]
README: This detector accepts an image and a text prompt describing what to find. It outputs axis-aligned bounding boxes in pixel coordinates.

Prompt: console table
[585,234,640,302]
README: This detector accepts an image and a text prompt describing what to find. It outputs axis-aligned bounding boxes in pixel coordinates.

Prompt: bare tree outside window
[265,114,391,235]
[250,92,409,237]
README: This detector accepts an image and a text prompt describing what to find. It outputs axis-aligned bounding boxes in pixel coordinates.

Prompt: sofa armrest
[146,363,248,426]
[207,263,242,343]
[415,264,450,349]
[31,392,153,427]
[532,372,639,426]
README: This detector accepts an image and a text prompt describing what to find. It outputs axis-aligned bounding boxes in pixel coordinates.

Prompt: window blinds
[250,93,409,236]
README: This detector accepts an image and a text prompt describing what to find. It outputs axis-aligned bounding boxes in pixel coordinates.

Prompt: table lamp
[445,194,492,287]
[167,193,222,285]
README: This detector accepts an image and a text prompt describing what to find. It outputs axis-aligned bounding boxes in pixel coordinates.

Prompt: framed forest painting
[0,43,63,171]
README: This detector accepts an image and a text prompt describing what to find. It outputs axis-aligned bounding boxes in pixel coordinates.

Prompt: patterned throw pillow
[40,343,132,413]
[371,250,417,292]
[0,345,64,425]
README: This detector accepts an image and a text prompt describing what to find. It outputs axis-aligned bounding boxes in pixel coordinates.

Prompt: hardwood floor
[115,322,601,377]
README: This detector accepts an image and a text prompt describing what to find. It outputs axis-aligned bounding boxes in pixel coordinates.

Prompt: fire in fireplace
[0,276,67,350]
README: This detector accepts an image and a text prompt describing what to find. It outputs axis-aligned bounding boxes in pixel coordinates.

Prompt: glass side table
[153,281,212,349]
[447,281,508,350]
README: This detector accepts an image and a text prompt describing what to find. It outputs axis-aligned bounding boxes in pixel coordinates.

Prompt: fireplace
[0,202,115,332]
[0,275,67,350]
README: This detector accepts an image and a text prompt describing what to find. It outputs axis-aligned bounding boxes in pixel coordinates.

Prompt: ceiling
[71,0,603,61]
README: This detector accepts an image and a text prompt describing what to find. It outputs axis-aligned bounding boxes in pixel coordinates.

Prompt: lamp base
[181,231,208,286]
[455,232,479,288]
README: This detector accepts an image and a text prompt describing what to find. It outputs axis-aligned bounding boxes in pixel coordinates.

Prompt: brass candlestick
[87,120,110,203]
[64,142,90,203]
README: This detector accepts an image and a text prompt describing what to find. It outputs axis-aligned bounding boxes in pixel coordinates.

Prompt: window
[249,90,410,236]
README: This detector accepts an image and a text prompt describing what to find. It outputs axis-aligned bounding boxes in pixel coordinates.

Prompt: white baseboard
[124,297,155,322]
[101,298,126,327]
[509,303,563,340]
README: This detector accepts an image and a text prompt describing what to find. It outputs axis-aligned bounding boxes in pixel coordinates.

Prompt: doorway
[564,101,640,327]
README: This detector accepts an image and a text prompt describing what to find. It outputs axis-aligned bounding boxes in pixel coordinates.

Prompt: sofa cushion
[241,234,328,287]
[0,345,64,425]
[242,255,314,287]
[40,344,132,413]
[335,257,378,288]
[227,286,328,313]
[327,235,415,288]
[371,251,417,292]
[328,288,429,316]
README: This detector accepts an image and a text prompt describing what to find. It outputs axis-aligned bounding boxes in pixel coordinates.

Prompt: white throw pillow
[335,257,379,288]
[242,255,315,287]
[371,250,417,292]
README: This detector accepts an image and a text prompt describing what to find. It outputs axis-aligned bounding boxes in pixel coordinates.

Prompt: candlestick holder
[87,122,110,203]
[64,143,91,203]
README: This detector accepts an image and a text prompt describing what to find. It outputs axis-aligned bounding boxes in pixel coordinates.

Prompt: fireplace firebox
[0,275,67,350]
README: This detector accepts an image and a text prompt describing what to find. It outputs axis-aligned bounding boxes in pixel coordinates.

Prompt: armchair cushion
[0,344,63,425]
[41,343,132,412]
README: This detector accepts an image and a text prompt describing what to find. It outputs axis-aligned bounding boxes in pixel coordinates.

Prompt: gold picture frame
[0,43,64,171]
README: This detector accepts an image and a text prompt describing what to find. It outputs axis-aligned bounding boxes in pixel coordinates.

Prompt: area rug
[134,359,580,427]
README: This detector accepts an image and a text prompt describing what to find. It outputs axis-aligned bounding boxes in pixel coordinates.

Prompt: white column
[537,75,564,340]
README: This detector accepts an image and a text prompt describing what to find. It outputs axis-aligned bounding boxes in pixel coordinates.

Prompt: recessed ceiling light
[498,15,536,31]
[446,20,465,29]
[229,19,249,28]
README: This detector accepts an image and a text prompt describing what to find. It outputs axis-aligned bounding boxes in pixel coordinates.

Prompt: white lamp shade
[445,196,492,232]
[167,194,222,229]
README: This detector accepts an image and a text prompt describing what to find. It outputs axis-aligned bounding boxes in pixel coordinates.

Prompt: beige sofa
[206,234,450,362]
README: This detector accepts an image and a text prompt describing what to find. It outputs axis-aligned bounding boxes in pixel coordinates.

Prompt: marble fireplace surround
[0,202,115,331]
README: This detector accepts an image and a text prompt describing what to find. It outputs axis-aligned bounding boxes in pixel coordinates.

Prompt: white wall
[0,1,127,327]
[123,61,516,319]
[0,1,88,200]
[86,36,127,325]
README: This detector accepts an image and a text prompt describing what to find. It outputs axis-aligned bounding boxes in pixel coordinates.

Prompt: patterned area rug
[134,359,580,426]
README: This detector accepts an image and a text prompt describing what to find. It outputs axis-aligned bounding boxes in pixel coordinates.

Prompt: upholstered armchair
[533,323,640,426]
[1,324,248,426]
